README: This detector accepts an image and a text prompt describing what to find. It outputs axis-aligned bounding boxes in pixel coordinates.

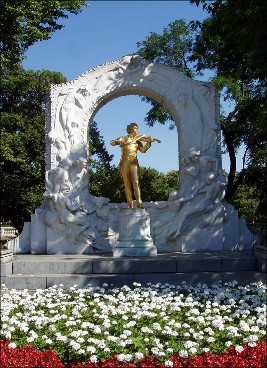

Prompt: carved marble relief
[35,56,236,254]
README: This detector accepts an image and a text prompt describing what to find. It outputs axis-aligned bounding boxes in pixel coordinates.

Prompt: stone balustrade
[0,226,18,240]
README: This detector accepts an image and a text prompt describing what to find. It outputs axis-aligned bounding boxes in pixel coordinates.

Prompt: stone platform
[1,251,266,290]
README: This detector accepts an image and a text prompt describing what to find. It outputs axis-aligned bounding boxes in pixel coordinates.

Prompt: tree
[0,68,67,229]
[135,3,267,220]
[0,0,88,71]
[140,168,179,202]
[89,166,180,204]
[88,121,113,170]
[89,166,125,203]
[0,0,89,228]
[232,182,260,224]
[190,0,267,81]
[190,0,267,220]
[136,20,196,130]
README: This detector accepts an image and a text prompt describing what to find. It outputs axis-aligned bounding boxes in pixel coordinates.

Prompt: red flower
[0,340,64,368]
[0,339,266,368]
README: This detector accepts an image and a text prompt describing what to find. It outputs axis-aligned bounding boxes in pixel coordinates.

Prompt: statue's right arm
[110,137,121,146]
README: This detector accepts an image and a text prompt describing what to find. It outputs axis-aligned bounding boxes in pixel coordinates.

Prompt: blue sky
[23,1,238,173]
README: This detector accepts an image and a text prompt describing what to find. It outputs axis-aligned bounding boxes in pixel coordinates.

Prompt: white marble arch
[6,55,255,255]
[46,55,221,180]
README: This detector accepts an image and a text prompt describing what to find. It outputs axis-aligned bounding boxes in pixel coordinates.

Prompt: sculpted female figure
[110,123,161,209]
[168,172,224,239]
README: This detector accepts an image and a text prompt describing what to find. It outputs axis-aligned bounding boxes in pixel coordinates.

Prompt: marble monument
[6,55,255,255]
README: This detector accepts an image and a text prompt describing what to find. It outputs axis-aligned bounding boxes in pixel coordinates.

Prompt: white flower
[117,354,132,362]
[8,342,17,349]
[250,325,260,333]
[135,352,144,360]
[184,341,194,349]
[151,347,159,355]
[235,345,244,353]
[206,337,215,343]
[248,341,257,347]
[239,321,250,332]
[243,334,258,344]
[182,323,190,329]
[90,355,98,363]
[70,330,80,338]
[179,349,188,359]
[69,340,81,351]
[26,336,35,343]
[93,326,102,334]
[152,322,162,330]
[87,346,96,354]
[77,337,85,343]
[189,347,198,354]
[125,320,136,328]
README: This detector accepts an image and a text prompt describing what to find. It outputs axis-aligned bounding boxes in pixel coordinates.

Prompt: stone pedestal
[0,250,13,276]
[113,208,157,257]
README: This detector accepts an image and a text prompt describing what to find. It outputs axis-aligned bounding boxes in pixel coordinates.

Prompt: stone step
[1,271,265,290]
[1,252,264,291]
[11,252,257,275]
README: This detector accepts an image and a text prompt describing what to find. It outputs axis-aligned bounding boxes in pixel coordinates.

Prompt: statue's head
[189,149,200,157]
[60,183,71,195]
[189,149,200,162]
[126,123,138,134]
[168,190,179,201]
[93,196,110,208]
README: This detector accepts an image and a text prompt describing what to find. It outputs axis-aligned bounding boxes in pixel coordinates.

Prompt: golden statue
[110,123,161,209]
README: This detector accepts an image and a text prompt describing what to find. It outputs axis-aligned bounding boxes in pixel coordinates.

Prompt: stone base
[113,240,157,257]
[47,228,93,254]
[255,245,267,272]
[0,250,14,276]
[113,208,157,257]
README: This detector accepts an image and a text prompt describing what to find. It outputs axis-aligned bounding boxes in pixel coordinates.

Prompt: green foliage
[89,166,125,203]
[88,121,113,170]
[136,20,196,129]
[89,166,180,204]
[0,0,90,228]
[140,168,179,202]
[0,0,88,71]
[190,0,267,218]
[137,20,195,77]
[190,0,267,82]
[0,68,67,229]
[232,183,260,223]
[135,1,267,220]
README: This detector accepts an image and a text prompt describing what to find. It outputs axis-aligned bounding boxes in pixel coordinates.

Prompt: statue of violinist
[110,123,161,209]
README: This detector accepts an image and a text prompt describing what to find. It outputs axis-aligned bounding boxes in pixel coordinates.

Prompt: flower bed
[0,339,266,367]
[0,281,266,367]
